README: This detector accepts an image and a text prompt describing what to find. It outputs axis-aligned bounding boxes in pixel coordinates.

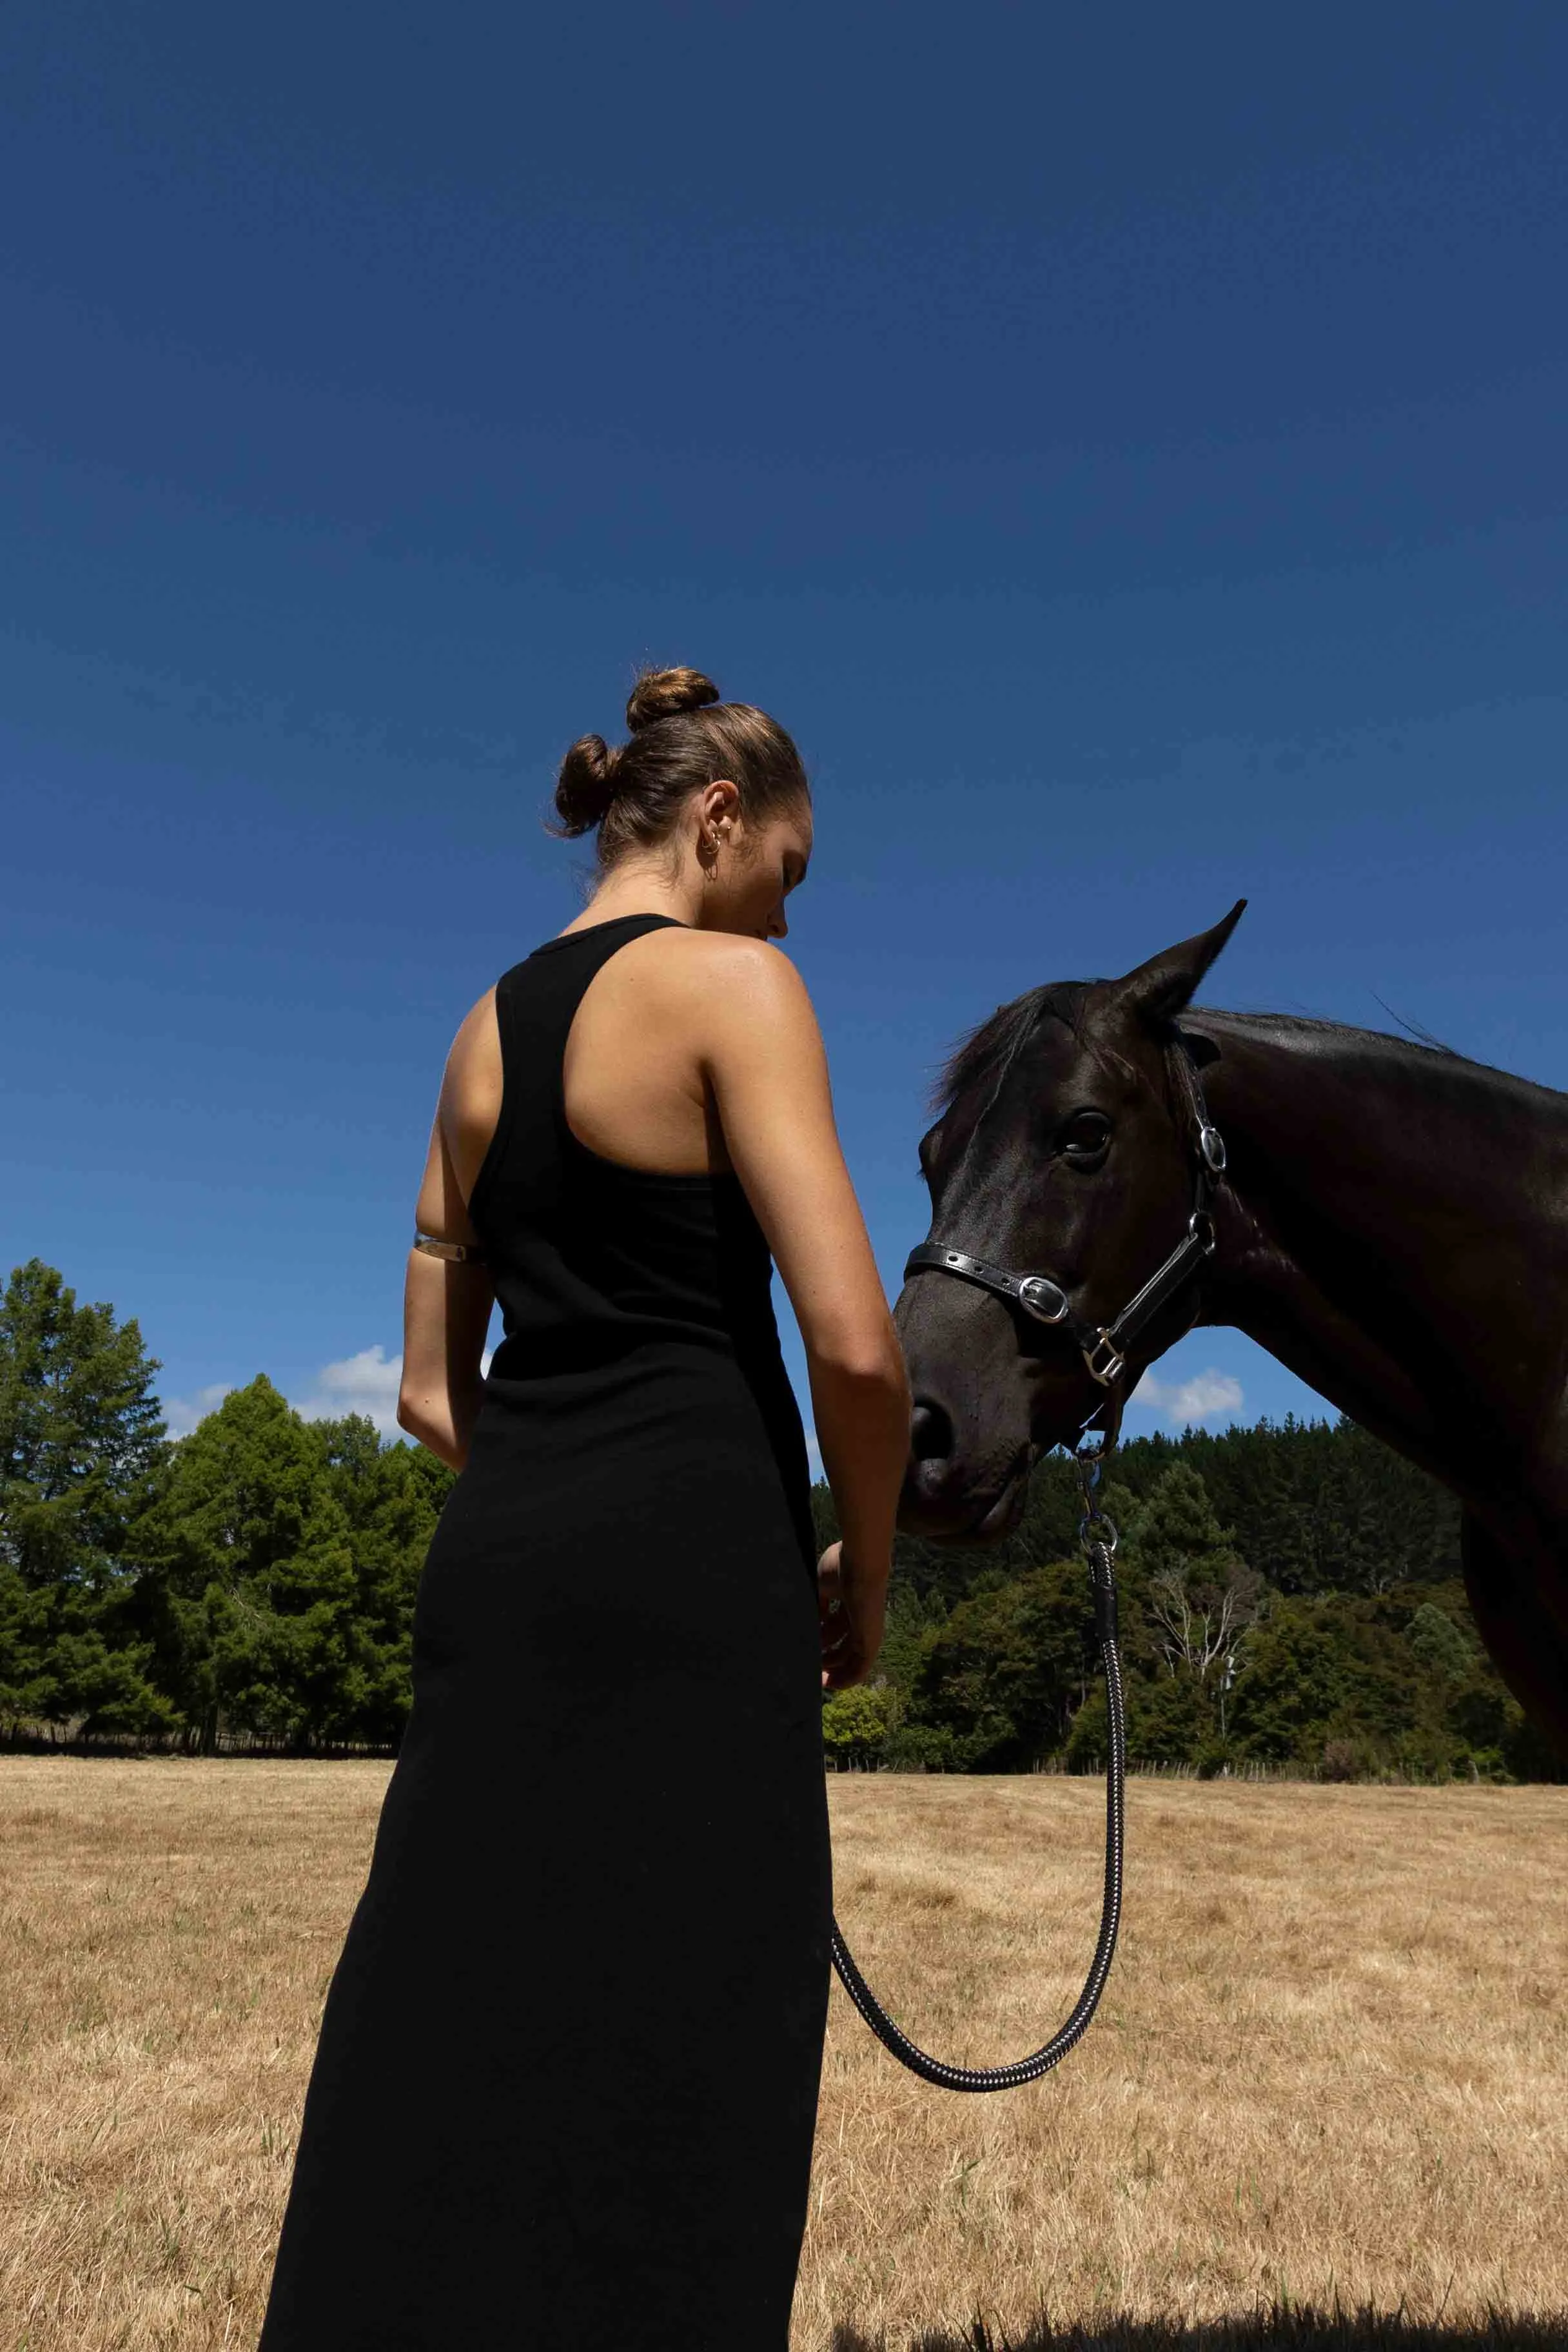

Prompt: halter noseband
[903,1029,1227,1398]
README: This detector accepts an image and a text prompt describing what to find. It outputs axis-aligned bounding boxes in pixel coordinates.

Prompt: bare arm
[697,944,910,1667]
[397,1003,498,1473]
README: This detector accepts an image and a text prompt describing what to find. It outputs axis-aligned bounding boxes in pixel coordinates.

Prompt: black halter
[903,1028,1227,1404]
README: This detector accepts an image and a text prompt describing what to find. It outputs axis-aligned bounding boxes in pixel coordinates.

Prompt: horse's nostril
[910,1398,953,1465]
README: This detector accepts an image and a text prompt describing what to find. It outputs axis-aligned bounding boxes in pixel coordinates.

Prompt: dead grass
[0,1761,1562,2350]
[804,1778,1567,2351]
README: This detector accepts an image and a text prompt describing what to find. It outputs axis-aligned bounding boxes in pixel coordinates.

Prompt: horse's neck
[1187,1011,1568,1480]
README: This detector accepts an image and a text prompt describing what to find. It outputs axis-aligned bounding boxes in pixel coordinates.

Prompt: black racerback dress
[257,914,833,2351]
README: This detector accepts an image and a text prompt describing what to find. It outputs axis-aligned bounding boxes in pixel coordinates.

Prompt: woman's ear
[702,776,741,832]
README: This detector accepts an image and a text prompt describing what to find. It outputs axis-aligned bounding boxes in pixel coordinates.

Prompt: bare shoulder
[652,934,821,1065]
[437,985,502,1132]
[413,985,502,1235]
[444,983,500,1075]
[619,926,816,1021]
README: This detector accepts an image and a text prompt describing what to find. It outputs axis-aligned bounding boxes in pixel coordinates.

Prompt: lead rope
[826,1431,1126,2092]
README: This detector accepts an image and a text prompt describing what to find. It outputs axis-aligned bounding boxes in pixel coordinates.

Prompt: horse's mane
[933,989,1565,1124]
[930,983,1092,1119]
[1191,1005,1568,1112]
[1206,1008,1458,1058]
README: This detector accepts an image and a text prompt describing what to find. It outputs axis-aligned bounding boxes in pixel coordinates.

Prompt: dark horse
[894,901,1568,1760]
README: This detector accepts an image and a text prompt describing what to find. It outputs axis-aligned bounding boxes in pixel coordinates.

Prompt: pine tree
[317,1413,455,1741]
[132,1375,371,1750]
[0,1259,174,1736]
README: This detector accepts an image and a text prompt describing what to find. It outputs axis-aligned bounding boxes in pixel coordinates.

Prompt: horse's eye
[1059,1110,1112,1164]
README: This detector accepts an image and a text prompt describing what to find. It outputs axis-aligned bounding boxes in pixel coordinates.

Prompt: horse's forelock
[928,983,1092,1121]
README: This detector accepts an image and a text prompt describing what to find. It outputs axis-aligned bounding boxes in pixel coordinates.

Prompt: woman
[257,667,910,2349]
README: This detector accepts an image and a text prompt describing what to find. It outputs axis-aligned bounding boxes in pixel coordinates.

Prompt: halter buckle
[1198,1123,1228,1175]
[1188,1209,1217,1255]
[1017,1275,1070,1325]
[1083,1330,1126,1387]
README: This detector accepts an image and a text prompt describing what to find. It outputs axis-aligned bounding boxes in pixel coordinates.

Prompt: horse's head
[894,902,1246,1540]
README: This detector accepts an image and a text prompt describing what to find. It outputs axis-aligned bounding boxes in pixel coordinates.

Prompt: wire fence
[0,1721,399,1759]
[828,1752,1510,1786]
[1,1722,1523,1786]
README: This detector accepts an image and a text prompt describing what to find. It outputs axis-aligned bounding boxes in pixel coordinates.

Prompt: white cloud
[163,1381,235,1439]
[292,1344,405,1434]
[805,1426,824,1481]
[1131,1367,1244,1428]
[292,1343,495,1438]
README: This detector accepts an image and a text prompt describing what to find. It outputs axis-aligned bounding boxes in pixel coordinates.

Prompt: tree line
[819,1422,1561,1782]
[3,1258,1558,1779]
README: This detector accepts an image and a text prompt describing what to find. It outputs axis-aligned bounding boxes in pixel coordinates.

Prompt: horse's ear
[1115,899,1247,1028]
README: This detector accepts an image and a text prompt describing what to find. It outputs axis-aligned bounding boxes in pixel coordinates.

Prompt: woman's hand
[817,1541,887,1691]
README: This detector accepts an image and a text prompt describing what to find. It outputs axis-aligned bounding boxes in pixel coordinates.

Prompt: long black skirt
[257,1369,832,2350]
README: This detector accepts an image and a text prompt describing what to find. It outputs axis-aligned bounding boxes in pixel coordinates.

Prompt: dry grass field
[0,1759,1563,2351]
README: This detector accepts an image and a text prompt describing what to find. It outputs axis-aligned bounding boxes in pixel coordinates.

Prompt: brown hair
[551,666,809,868]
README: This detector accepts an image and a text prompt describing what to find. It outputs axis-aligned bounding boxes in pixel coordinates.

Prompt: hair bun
[625,666,720,733]
[553,734,621,836]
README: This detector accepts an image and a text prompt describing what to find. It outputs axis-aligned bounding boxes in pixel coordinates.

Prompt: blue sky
[5,1,1565,1456]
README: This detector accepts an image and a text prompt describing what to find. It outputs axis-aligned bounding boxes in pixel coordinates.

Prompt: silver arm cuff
[412,1233,487,1263]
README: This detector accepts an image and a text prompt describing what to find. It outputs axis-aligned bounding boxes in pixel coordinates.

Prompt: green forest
[3,1258,1560,1781]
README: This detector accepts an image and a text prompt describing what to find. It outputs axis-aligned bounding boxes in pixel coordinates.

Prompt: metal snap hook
[1077,1512,1119,1554]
